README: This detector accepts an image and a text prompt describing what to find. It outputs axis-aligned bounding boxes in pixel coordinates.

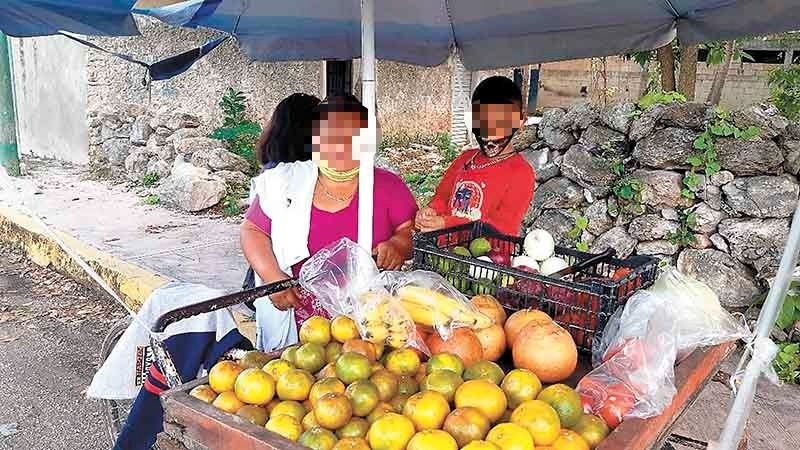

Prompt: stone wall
[518,101,800,309]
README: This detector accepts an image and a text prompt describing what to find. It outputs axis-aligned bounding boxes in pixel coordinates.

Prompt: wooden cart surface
[158,342,736,450]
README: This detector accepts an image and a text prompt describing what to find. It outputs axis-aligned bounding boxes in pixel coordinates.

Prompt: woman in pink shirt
[240,95,417,329]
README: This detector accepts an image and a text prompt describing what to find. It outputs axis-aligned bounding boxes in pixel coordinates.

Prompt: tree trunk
[707,41,736,105]
[657,44,676,91]
[678,44,699,100]
[638,61,650,97]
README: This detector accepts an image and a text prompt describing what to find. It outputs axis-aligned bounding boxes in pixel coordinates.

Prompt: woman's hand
[373,240,405,270]
[416,212,446,232]
[270,277,300,311]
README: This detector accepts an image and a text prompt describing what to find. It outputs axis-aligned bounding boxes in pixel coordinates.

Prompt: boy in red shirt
[416,76,535,236]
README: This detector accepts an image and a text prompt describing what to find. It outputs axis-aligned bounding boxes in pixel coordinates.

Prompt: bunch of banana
[357,292,412,347]
[396,285,493,330]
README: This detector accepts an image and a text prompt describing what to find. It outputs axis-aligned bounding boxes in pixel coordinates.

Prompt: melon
[503,309,553,347]
[474,324,507,362]
[470,295,507,326]
[512,320,578,383]
[427,328,484,367]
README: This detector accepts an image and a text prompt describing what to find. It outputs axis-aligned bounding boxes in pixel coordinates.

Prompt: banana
[399,298,453,328]
[397,285,494,330]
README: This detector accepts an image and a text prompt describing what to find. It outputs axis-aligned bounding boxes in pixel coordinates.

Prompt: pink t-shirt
[245,168,418,325]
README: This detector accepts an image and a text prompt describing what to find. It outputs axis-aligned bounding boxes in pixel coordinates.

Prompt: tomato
[597,383,636,429]
[612,267,641,297]
[554,311,599,349]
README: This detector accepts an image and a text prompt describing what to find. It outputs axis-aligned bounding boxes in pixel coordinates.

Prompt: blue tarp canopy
[0,0,140,37]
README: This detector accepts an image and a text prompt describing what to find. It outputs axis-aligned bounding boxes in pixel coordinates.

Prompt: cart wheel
[99,316,161,450]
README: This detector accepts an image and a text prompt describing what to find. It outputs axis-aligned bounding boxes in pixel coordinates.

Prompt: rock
[522,148,560,183]
[633,169,691,209]
[578,125,627,155]
[190,147,251,173]
[166,127,205,145]
[661,208,680,221]
[627,214,679,241]
[792,321,800,343]
[701,184,723,210]
[633,128,700,169]
[560,145,617,196]
[718,218,790,279]
[533,177,584,212]
[690,202,728,234]
[166,112,201,130]
[600,102,636,134]
[158,158,227,212]
[659,103,715,130]
[216,170,250,191]
[632,104,667,140]
[591,226,637,258]
[781,140,800,175]
[636,240,679,256]
[562,102,599,131]
[690,234,714,249]
[539,108,577,150]
[530,209,579,246]
[129,117,153,146]
[584,199,614,236]
[710,234,729,253]
[102,139,132,167]
[175,137,224,157]
[715,137,783,176]
[732,103,790,140]
[155,144,175,163]
[511,124,539,150]
[709,170,735,186]
[155,126,172,137]
[722,176,799,218]
[375,155,399,174]
[677,249,761,308]
[146,158,171,179]
[101,122,132,142]
[124,149,152,181]
[787,122,800,140]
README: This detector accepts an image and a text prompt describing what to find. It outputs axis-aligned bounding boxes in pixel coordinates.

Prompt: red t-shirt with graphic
[429,148,535,236]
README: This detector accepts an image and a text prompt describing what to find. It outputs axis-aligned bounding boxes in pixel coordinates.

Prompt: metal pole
[714,200,800,450]
[357,0,376,251]
[0,32,20,176]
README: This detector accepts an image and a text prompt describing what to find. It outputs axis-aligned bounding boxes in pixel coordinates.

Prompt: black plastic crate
[412,222,660,352]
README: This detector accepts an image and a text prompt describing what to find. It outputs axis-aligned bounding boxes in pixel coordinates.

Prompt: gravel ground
[0,245,126,450]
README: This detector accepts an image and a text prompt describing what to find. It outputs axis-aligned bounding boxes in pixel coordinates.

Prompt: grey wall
[10,35,89,164]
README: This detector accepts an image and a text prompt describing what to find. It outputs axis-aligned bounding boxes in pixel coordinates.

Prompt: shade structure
[0,0,140,37]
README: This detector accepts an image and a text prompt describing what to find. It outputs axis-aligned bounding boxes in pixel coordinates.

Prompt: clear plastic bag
[579,268,750,427]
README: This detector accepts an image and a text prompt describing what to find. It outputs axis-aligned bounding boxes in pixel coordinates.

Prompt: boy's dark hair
[313,93,369,125]
[471,76,523,111]
[257,93,321,166]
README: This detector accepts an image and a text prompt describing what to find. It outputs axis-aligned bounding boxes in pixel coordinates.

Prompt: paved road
[0,245,126,450]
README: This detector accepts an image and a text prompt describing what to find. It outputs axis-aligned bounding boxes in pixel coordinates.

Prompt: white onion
[524,229,556,261]
[511,255,540,272]
[540,256,570,276]
[469,256,497,280]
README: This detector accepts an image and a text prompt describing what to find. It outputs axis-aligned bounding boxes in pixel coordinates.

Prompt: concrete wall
[10,36,89,163]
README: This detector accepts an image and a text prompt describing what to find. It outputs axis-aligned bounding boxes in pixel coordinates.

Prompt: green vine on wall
[666,208,698,248]
[568,215,590,252]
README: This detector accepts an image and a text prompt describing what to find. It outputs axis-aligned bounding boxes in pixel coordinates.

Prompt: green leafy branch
[774,343,800,384]
[666,209,697,248]
[768,65,800,120]
[210,88,262,174]
[568,216,590,252]
[612,177,645,216]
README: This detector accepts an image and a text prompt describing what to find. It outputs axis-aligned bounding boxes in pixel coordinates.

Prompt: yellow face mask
[314,153,360,182]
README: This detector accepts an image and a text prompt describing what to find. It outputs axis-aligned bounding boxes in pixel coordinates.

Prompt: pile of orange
[192,309,610,450]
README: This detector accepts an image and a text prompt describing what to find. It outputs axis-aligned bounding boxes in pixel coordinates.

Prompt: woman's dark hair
[313,94,369,126]
[256,93,321,167]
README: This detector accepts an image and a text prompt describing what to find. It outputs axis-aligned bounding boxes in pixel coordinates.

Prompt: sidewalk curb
[0,205,169,311]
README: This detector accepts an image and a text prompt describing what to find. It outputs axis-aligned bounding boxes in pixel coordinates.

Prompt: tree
[678,44,699,100]
[707,41,736,104]
[657,44,676,91]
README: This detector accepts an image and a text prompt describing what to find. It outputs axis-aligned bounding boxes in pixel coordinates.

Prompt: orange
[407,430,458,450]
[572,414,610,449]
[310,378,347,408]
[281,345,299,365]
[295,343,328,374]
[335,352,372,384]
[318,362,338,379]
[442,407,491,448]
[370,369,400,401]
[343,339,378,362]
[336,417,371,439]
[421,369,463,402]
[415,363,428,385]
[552,429,591,450]
[367,413,416,450]
[371,362,385,375]
[234,368,276,405]
[302,411,320,431]
[332,437,371,450]
[326,342,344,364]
[265,399,281,414]
[372,341,386,359]
[331,316,361,343]
[397,375,420,396]
[314,393,353,430]
[537,384,583,428]
[501,369,542,409]
[239,351,273,370]
[384,348,421,376]
[366,402,394,424]
[263,358,294,381]
[462,441,502,450]
[486,422,535,450]
[270,400,306,422]
[454,379,508,423]
[390,394,411,413]
[299,427,339,450]
[510,399,561,446]
[426,352,464,376]
[266,414,303,441]
[208,360,244,394]
[300,315,332,345]
[403,391,451,431]
[235,405,268,426]
[463,360,505,385]
[276,368,314,401]
[212,391,245,414]
[189,384,217,404]
[345,380,380,417]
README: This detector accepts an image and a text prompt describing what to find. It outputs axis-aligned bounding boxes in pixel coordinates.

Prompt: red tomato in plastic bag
[597,383,636,429]
[602,337,647,369]
[613,267,641,297]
